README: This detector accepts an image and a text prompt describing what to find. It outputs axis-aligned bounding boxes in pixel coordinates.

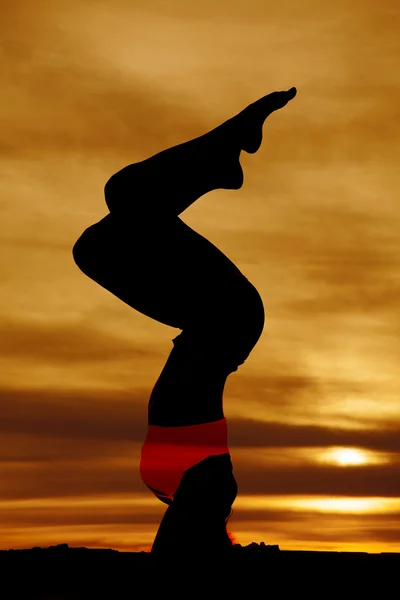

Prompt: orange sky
[1,0,400,552]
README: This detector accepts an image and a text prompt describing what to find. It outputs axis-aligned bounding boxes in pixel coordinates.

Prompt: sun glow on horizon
[317,446,388,467]
[236,496,400,514]
[332,447,367,465]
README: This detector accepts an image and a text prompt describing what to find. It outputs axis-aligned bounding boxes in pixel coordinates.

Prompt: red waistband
[140,418,229,500]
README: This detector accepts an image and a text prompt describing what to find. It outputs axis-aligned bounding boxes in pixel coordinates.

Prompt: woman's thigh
[73,212,248,332]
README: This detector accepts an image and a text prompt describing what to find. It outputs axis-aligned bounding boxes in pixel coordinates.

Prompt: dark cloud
[231,508,308,524]
[2,386,399,453]
[0,503,163,528]
[234,461,400,497]
[0,387,148,441]
[361,528,400,544]
[0,456,142,500]
[0,318,159,363]
[228,417,400,453]
[0,433,136,463]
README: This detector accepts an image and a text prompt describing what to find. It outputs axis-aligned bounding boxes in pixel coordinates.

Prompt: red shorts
[140,418,229,503]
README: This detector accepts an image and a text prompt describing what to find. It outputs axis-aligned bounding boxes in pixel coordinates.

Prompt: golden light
[237,495,400,515]
[292,497,395,514]
[327,447,367,466]
[318,446,387,467]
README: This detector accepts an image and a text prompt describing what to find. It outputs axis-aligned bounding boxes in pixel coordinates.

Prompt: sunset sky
[1,0,400,552]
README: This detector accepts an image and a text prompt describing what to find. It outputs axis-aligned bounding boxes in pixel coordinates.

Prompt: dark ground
[1,543,398,599]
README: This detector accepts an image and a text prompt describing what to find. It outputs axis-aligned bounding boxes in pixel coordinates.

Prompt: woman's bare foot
[222,87,297,154]
[239,87,297,153]
[206,87,297,189]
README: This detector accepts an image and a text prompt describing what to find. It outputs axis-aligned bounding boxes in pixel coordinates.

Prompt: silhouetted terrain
[2,543,398,598]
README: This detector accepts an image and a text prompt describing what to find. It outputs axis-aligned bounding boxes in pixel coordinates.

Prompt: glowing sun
[323,447,369,466]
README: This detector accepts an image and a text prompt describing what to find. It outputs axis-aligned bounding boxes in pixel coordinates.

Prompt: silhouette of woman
[72,87,297,556]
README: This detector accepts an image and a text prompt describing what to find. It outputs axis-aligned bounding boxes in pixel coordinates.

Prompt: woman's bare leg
[104,88,297,217]
[73,213,264,425]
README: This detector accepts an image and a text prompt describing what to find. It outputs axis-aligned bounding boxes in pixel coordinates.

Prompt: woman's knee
[104,173,122,212]
[104,166,144,213]
[72,231,88,272]
[177,278,265,371]
[72,225,101,279]
[224,279,265,362]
